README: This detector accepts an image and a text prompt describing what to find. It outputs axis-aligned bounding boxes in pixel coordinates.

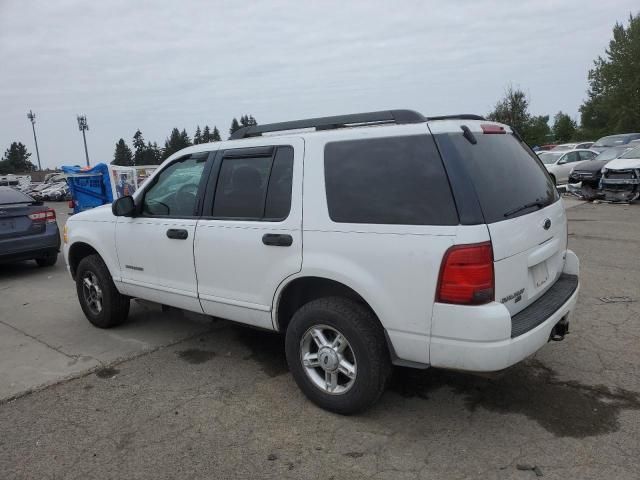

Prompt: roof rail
[424,114,486,121]
[230,109,426,139]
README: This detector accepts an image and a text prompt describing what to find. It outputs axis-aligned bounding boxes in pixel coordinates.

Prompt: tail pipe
[550,317,570,342]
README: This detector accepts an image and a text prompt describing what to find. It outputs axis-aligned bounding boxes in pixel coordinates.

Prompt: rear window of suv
[324,135,458,225]
[433,132,558,224]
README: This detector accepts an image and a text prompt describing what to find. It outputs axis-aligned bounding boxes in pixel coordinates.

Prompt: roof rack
[230,111,487,139]
[230,109,426,139]
[424,114,486,121]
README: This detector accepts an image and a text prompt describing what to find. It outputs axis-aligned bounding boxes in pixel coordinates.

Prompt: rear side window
[434,132,558,224]
[324,135,458,225]
[212,146,293,220]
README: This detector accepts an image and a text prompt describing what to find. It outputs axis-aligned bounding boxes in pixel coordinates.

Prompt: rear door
[430,123,567,316]
[557,151,581,182]
[194,140,303,330]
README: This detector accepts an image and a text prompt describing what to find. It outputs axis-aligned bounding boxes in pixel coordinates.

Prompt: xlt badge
[501,288,525,304]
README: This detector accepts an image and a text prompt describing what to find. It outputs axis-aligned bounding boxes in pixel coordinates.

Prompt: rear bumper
[429,250,579,372]
[0,223,60,263]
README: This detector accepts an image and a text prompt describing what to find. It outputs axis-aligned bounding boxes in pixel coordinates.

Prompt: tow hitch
[550,317,570,341]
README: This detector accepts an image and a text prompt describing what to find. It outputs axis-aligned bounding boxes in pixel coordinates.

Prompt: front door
[115,152,211,312]
[194,140,303,329]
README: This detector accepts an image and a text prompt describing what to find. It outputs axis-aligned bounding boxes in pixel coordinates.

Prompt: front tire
[76,254,130,328]
[285,297,391,414]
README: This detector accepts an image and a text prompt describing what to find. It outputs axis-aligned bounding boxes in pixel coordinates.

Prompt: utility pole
[77,114,90,167]
[26,110,42,170]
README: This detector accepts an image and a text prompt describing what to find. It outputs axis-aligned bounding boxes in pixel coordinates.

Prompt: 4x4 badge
[543,218,551,230]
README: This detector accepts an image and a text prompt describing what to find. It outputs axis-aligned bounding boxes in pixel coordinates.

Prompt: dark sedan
[0,187,60,266]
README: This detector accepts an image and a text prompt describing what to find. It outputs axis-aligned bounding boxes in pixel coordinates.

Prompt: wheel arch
[273,275,384,334]
[68,242,102,279]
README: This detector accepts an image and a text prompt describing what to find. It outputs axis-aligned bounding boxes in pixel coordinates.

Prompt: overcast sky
[0,0,637,169]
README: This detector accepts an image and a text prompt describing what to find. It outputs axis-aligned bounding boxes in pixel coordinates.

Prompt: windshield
[593,135,630,148]
[619,145,640,159]
[551,144,574,151]
[538,152,563,164]
[595,147,630,161]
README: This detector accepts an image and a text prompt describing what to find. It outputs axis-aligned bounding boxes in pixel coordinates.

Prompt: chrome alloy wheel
[82,271,103,315]
[300,324,357,395]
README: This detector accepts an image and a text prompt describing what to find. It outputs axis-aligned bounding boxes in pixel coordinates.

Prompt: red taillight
[436,242,494,305]
[481,123,506,134]
[29,208,57,224]
[68,200,75,209]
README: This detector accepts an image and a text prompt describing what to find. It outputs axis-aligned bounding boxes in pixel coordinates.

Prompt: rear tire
[285,297,391,414]
[76,254,129,328]
[36,253,58,267]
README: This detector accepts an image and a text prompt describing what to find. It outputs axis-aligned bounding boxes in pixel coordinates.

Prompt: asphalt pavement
[1,199,639,479]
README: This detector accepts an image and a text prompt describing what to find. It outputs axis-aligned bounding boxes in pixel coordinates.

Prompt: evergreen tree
[0,142,35,174]
[553,112,578,142]
[247,115,257,126]
[180,129,191,146]
[132,129,146,166]
[194,126,202,145]
[202,125,211,143]
[162,128,192,160]
[112,139,134,166]
[580,14,640,137]
[212,126,221,141]
[229,118,241,137]
[143,141,163,165]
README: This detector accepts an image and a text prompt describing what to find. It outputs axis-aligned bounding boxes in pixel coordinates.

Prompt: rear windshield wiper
[504,199,545,218]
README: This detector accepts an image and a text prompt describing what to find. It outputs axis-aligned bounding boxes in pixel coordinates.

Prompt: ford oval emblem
[543,218,551,230]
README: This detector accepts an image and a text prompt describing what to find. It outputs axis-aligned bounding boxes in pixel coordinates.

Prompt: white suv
[64,110,580,413]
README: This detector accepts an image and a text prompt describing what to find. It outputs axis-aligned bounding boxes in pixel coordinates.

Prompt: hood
[604,157,640,171]
[572,159,610,173]
[68,204,114,222]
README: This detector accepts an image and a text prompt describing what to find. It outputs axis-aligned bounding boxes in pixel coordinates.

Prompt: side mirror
[112,196,136,217]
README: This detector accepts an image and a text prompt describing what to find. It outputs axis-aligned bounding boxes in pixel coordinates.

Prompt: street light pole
[26,110,42,170]
[77,115,90,167]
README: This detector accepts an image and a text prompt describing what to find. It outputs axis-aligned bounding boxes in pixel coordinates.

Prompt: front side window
[324,135,459,225]
[142,155,207,216]
[579,151,595,161]
[211,146,293,220]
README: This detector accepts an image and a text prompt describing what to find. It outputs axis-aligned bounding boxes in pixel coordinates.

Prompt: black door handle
[262,233,293,247]
[166,228,188,240]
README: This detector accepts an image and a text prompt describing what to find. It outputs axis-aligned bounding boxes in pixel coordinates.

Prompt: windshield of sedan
[537,152,563,164]
[619,145,640,159]
[595,147,630,161]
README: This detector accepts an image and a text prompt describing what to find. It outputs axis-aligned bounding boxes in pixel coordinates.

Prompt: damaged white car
[600,145,640,202]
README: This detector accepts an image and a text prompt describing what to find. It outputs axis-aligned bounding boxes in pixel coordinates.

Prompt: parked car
[0,187,60,266]
[551,142,594,151]
[591,133,640,153]
[64,110,579,414]
[600,145,640,203]
[567,147,632,200]
[538,149,598,184]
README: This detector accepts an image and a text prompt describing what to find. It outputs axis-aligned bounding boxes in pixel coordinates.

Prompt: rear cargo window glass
[0,187,32,205]
[434,133,558,224]
[324,135,458,225]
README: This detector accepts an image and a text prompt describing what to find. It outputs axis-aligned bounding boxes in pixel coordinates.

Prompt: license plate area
[530,261,549,289]
[0,219,16,232]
